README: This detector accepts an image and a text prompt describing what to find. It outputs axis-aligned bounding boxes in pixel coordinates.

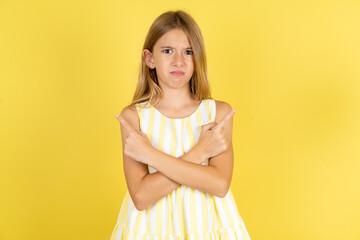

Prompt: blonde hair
[129,10,211,109]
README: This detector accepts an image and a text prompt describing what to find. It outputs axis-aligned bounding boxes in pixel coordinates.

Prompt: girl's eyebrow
[160,46,192,49]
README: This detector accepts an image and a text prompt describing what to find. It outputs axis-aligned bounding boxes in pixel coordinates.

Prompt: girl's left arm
[148,101,234,197]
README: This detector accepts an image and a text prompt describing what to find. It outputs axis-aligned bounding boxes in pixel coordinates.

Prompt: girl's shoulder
[119,104,140,131]
[213,99,233,121]
[213,99,232,110]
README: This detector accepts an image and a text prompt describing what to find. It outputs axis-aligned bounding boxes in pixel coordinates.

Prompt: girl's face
[143,29,194,90]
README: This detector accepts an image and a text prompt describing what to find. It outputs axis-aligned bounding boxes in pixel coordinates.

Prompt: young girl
[111,10,251,240]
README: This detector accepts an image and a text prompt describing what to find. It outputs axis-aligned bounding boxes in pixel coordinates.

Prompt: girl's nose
[173,51,184,66]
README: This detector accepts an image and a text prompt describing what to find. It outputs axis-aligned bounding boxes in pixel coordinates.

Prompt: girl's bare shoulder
[119,104,140,130]
[214,99,233,122]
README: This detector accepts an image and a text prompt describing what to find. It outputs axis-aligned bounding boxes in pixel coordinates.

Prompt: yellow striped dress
[110,98,251,240]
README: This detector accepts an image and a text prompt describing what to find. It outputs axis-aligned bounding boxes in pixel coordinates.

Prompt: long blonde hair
[129,10,211,108]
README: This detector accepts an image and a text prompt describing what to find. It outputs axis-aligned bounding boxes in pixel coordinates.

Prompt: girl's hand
[196,109,236,160]
[116,114,154,165]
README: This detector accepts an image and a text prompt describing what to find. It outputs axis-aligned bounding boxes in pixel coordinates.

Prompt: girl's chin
[159,80,190,89]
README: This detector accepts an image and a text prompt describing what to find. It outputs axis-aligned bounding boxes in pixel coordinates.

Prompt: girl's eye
[162,49,193,55]
[162,49,172,54]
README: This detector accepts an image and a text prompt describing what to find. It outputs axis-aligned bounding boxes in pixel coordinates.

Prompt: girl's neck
[155,88,198,110]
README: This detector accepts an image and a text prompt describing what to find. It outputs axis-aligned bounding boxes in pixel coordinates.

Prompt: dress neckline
[148,99,204,120]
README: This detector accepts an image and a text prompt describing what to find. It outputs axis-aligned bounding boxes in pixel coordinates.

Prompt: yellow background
[1,0,359,239]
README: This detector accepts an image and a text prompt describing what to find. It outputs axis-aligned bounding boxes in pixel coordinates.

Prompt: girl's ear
[143,49,155,69]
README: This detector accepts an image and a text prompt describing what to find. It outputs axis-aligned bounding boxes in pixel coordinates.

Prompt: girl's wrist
[191,145,208,164]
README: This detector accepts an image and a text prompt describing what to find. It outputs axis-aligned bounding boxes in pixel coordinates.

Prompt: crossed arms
[116,100,235,211]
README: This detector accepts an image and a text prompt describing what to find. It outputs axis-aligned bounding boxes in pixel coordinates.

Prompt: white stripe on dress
[162,196,168,235]
[225,194,241,225]
[199,102,209,123]
[195,190,203,234]
[164,118,172,155]
[190,114,200,143]
[182,118,190,154]
[172,188,180,236]
[184,187,191,234]
[174,119,182,158]
[150,204,156,234]
[152,109,161,149]
[215,196,230,227]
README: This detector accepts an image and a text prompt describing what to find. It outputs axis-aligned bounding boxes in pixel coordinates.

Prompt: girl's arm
[146,101,234,198]
[119,105,207,211]
[135,146,205,210]
[119,101,233,210]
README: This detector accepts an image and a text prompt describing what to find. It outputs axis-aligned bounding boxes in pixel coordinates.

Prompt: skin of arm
[145,100,234,198]
[136,147,206,210]
[119,105,207,211]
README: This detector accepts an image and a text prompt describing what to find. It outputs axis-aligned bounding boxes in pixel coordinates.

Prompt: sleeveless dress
[110,98,251,240]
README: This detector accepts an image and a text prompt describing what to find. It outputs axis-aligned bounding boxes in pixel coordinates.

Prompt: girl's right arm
[119,106,206,211]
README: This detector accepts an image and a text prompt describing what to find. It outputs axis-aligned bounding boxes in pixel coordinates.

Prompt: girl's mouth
[170,71,185,76]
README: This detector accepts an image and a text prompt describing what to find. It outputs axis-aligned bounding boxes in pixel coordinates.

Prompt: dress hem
[110,223,251,240]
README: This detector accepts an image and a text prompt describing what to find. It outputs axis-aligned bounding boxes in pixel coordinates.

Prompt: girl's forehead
[155,29,191,48]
